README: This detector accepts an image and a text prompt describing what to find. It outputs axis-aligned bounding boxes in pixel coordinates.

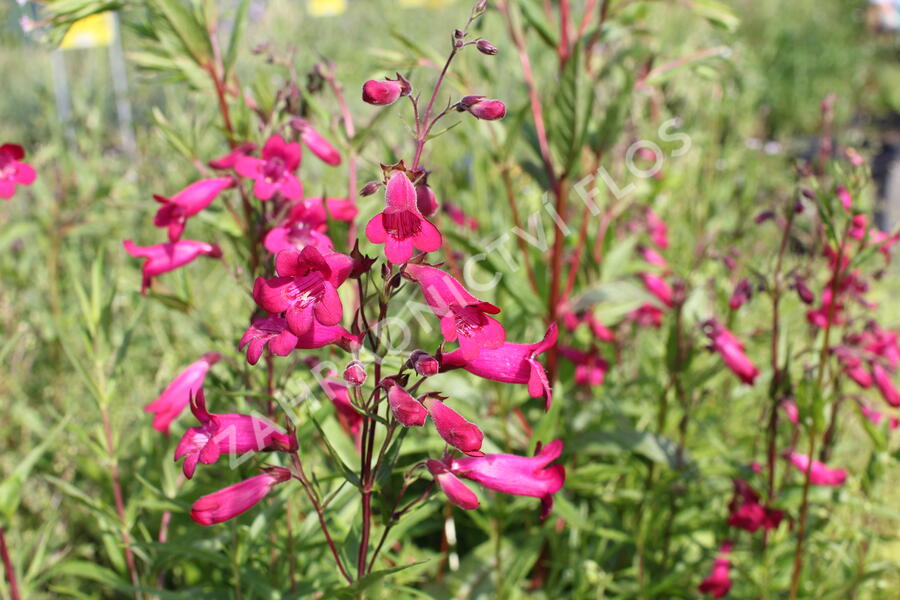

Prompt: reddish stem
[0,526,20,600]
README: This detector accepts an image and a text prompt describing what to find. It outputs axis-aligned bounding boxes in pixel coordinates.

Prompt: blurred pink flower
[208,142,256,170]
[123,239,222,295]
[366,171,442,264]
[836,185,852,211]
[153,177,234,242]
[645,208,669,249]
[704,319,759,385]
[786,452,846,486]
[175,390,295,478]
[638,244,667,268]
[235,134,302,201]
[440,324,557,409]
[238,316,299,365]
[729,278,753,310]
[639,273,673,307]
[443,202,478,230]
[872,362,900,407]
[559,345,609,388]
[0,143,36,199]
[416,183,439,217]
[404,263,505,360]
[423,395,484,455]
[698,542,733,598]
[144,353,221,435]
[727,479,783,532]
[859,402,900,429]
[427,459,480,510]
[292,118,341,166]
[190,467,292,526]
[322,375,363,447]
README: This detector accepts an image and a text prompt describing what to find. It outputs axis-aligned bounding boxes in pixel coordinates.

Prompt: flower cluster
[0,143,36,199]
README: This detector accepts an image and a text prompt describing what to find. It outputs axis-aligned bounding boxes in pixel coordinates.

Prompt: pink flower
[0,143,36,198]
[416,184,439,217]
[727,479,783,532]
[123,239,222,295]
[704,319,759,385]
[190,467,292,526]
[238,317,299,365]
[294,321,360,350]
[440,324,557,409]
[427,459,480,510]
[253,246,353,336]
[321,375,363,446]
[729,278,753,310]
[786,452,847,486]
[153,177,234,242]
[638,244,667,268]
[362,75,410,105]
[235,134,302,201]
[208,142,256,170]
[639,273,673,307]
[386,383,428,427]
[872,362,900,407]
[781,400,799,425]
[343,360,367,386]
[559,346,608,388]
[422,396,484,455]
[262,196,347,255]
[628,304,664,328]
[365,171,442,264]
[449,439,566,518]
[832,346,872,388]
[443,202,478,230]
[698,542,733,598]
[144,353,221,435]
[836,185,852,211]
[175,390,296,478]
[459,96,507,120]
[645,208,669,249]
[859,402,900,429]
[863,324,900,369]
[292,118,341,166]
[409,350,440,376]
[404,263,505,360]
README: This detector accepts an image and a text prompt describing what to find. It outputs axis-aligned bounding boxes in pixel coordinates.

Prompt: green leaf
[224,0,251,78]
[0,416,70,519]
[519,0,558,48]
[330,561,429,598]
[571,429,686,468]
[149,0,213,65]
[691,0,740,32]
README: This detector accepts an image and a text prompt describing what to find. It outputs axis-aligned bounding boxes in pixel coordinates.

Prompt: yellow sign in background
[59,12,115,50]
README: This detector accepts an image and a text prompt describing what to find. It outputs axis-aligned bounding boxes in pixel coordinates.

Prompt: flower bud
[422,395,484,455]
[360,180,382,196]
[794,277,814,304]
[343,360,367,386]
[466,98,506,121]
[409,350,439,376]
[387,385,428,427]
[415,184,439,217]
[362,75,411,106]
[454,28,465,39]
[476,40,499,55]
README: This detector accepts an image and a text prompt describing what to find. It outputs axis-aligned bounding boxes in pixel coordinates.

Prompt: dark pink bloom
[727,479,783,532]
[781,399,799,425]
[144,353,221,435]
[208,142,256,170]
[442,325,557,409]
[449,439,566,518]
[859,402,900,429]
[422,396,484,455]
[294,321,359,350]
[175,390,295,478]
[409,350,440,377]
[123,239,222,295]
[427,459,480,510]
[153,177,234,242]
[0,143,36,198]
[628,304,664,328]
[640,273,673,307]
[387,383,428,427]
[863,324,900,370]
[235,134,302,201]
[645,208,669,249]
[872,362,900,407]
[698,542,733,598]
[794,277,815,304]
[832,346,872,388]
[836,185,852,211]
[238,317,298,365]
[460,96,506,120]
[704,319,759,385]
[253,246,353,336]
[292,118,341,166]
[362,76,410,105]
[365,171,442,264]
[190,467,292,526]
[559,346,608,388]
[343,360,367,386]
[404,263,505,360]
[443,202,478,230]
[638,244,667,268]
[262,196,349,255]
[322,376,363,446]
[787,452,847,486]
[416,184,439,217]
[729,278,752,310]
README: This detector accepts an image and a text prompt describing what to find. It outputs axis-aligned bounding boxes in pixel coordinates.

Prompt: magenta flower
[235,134,302,201]
[872,362,900,407]
[409,350,440,377]
[123,239,222,295]
[698,542,733,598]
[365,171,442,264]
[386,383,428,427]
[175,390,296,478]
[459,96,506,120]
[859,402,900,429]
[727,479,783,533]
[443,202,478,231]
[190,467,292,526]
[628,304,665,328]
[416,183,439,217]
[208,142,256,170]
[645,208,669,249]
[703,319,759,385]
[422,396,484,455]
[441,324,557,409]
[836,184,852,211]
[294,321,360,350]
[729,278,753,310]
[449,439,566,518]
[321,373,362,447]
[639,273,673,307]
[343,360,367,386]
[292,118,341,166]
[253,246,353,336]
[153,177,234,242]
[0,143,36,199]
[238,317,299,365]
[404,263,505,360]
[144,353,221,435]
[559,346,609,388]
[832,346,872,389]
[786,452,847,486]
[863,324,900,369]
[638,244,667,268]
[427,459,480,510]
[362,75,410,105]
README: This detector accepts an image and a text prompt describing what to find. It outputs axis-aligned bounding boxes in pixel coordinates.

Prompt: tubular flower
[365,171,442,264]
[386,382,428,427]
[144,353,221,435]
[639,273,673,307]
[208,142,256,170]
[262,195,349,255]
[872,362,900,407]
[235,134,302,201]
[832,346,872,389]
[458,95,506,120]
[422,396,483,455]
[153,177,234,242]
[559,346,609,388]
[238,317,298,365]
[362,75,410,105]
[786,452,847,486]
[416,183,439,217]
[253,246,353,337]
[449,440,566,519]
[698,542,733,598]
[123,239,222,295]
[703,319,759,385]
[0,143,36,198]
[190,467,292,526]
[645,207,669,249]
[729,278,753,310]
[292,118,341,166]
[404,263,505,360]
[440,324,557,409]
[427,459,480,510]
[727,479,783,532]
[638,244,667,268]
[175,390,296,478]
[859,402,900,429]
[293,321,360,350]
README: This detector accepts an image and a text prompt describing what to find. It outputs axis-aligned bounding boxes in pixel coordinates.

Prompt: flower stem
[0,526,20,600]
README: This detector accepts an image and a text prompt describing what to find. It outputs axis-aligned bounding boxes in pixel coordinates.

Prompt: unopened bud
[360,181,382,196]
[465,98,506,121]
[387,385,427,427]
[794,277,814,304]
[409,350,439,377]
[416,184,439,217]
[476,40,498,55]
[362,74,411,106]
[454,28,465,39]
[343,360,367,386]
[755,210,775,224]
